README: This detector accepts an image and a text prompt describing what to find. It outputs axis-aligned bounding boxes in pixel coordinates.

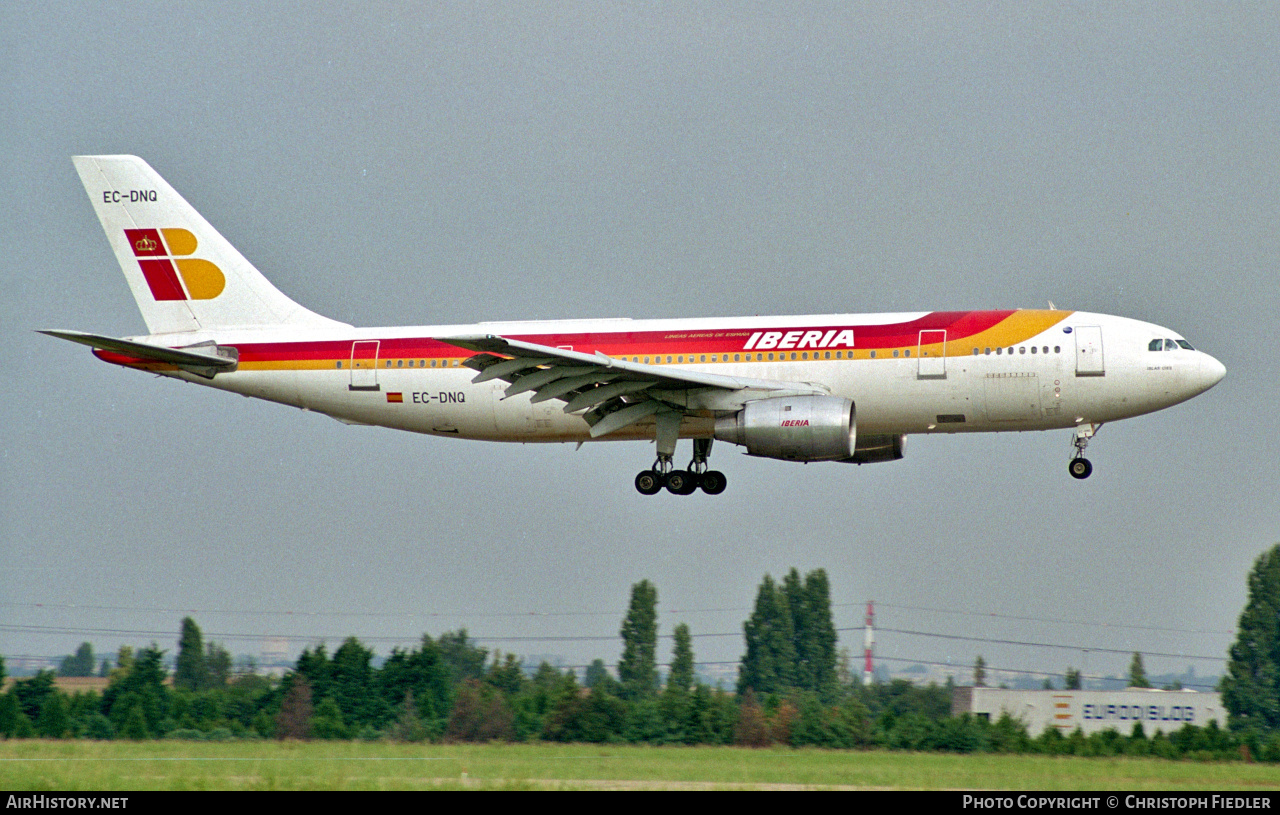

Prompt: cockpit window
[1148,339,1163,352]
[1165,339,1179,351]
[1176,339,1195,350]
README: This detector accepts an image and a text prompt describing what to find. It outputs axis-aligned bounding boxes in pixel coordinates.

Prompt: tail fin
[73,155,346,335]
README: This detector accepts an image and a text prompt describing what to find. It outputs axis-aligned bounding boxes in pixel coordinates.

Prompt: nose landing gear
[1069,423,1102,480]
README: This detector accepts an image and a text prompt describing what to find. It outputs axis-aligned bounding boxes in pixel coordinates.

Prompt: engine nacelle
[842,433,906,465]
[714,396,856,462]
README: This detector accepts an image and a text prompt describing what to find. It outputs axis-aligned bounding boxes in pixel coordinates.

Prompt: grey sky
[3,2,1276,686]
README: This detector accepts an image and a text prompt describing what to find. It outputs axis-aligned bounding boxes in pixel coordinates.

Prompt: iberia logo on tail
[124,228,225,300]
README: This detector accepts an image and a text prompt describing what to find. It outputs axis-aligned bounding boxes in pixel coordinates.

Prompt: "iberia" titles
[743,329,855,351]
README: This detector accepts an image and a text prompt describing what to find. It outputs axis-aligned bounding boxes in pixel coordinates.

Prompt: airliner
[46,155,1225,495]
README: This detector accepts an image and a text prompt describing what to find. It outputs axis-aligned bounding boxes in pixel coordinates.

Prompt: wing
[437,334,829,438]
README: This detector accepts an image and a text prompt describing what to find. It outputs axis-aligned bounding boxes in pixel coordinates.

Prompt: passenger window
[904,349,911,357]
[1054,346,1060,353]
[1030,346,1037,354]
[336,361,343,369]
[893,350,899,358]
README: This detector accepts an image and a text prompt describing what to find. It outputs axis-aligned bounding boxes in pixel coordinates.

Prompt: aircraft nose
[1194,353,1226,393]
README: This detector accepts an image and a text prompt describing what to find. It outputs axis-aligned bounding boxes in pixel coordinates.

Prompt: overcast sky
[3,2,1276,688]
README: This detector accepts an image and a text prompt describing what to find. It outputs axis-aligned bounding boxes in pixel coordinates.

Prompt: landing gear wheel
[699,470,727,495]
[635,470,663,495]
[665,470,697,495]
[1069,458,1093,480]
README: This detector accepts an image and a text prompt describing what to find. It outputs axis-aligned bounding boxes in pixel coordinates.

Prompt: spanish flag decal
[387,392,403,403]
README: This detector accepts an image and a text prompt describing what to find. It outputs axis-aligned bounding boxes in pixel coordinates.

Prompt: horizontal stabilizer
[40,329,238,378]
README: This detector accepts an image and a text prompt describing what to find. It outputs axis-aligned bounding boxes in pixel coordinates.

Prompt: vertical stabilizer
[73,155,346,335]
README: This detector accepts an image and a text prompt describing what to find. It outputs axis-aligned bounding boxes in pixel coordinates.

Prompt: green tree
[618,580,659,700]
[330,637,381,729]
[437,630,488,686]
[485,652,526,696]
[1065,667,1082,690]
[175,617,206,691]
[102,645,169,737]
[584,659,613,690]
[1222,544,1280,732]
[204,642,232,689]
[387,690,428,743]
[0,692,18,738]
[660,623,695,742]
[1128,652,1151,689]
[739,569,838,699]
[35,692,70,739]
[311,697,350,740]
[11,671,57,724]
[58,643,95,678]
[738,575,795,695]
[667,623,694,698]
[788,569,839,700]
[974,656,987,688]
[377,635,453,728]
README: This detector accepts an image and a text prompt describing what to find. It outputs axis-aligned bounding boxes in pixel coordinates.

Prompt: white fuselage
[134,309,1224,446]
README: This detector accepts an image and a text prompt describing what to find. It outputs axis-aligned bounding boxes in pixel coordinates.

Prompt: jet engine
[841,433,906,465]
[714,396,857,462]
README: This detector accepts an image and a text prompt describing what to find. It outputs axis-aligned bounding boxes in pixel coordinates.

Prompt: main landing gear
[635,437,727,496]
[1068,423,1102,480]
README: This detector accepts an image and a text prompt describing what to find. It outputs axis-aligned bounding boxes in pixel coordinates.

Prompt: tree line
[4,555,1280,760]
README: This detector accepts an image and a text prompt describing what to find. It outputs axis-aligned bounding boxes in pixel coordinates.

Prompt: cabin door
[349,341,381,391]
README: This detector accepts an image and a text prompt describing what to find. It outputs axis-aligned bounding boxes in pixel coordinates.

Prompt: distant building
[952,686,1226,737]
[259,639,291,674]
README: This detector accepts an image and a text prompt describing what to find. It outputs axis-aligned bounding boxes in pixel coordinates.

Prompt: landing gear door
[1074,326,1105,377]
[349,340,381,391]
[918,330,946,378]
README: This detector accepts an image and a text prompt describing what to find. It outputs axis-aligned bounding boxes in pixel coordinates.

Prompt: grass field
[3,741,1280,791]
